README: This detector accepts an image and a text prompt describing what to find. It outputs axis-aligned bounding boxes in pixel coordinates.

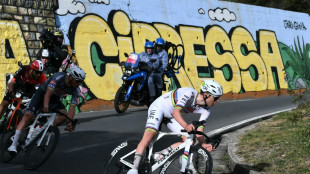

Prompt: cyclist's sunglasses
[211,95,220,101]
[214,96,220,101]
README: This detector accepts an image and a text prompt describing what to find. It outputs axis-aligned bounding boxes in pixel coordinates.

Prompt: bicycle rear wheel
[0,130,17,162]
[104,140,139,174]
[24,126,60,170]
[159,145,213,174]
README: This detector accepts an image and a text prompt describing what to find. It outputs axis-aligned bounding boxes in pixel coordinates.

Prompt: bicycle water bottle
[27,126,35,139]
[31,125,42,138]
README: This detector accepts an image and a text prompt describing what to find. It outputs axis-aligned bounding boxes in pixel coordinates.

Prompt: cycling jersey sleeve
[38,73,47,84]
[174,90,193,110]
[47,73,65,91]
[195,108,210,129]
[70,88,81,105]
[13,66,26,79]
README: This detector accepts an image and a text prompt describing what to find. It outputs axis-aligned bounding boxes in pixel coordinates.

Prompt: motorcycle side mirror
[124,53,129,57]
[18,61,23,67]
[150,59,157,63]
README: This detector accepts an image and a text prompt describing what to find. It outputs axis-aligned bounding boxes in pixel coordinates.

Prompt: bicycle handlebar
[180,120,222,149]
[48,109,78,130]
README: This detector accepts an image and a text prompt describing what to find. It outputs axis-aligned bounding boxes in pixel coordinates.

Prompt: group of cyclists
[0,28,86,153]
[0,27,224,173]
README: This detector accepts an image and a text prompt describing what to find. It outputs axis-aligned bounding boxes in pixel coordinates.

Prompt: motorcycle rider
[0,60,47,124]
[154,37,168,93]
[7,66,86,153]
[139,41,160,103]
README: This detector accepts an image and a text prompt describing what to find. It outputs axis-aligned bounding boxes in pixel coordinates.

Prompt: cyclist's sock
[11,130,21,146]
[133,153,143,169]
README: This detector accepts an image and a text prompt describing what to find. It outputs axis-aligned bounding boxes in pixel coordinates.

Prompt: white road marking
[207,107,296,137]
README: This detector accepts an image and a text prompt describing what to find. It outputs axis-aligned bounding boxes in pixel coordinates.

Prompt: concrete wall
[1,0,310,101]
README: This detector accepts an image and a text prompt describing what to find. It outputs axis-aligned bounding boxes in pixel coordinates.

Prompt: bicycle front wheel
[104,140,139,174]
[24,126,60,170]
[0,130,17,162]
[159,145,213,174]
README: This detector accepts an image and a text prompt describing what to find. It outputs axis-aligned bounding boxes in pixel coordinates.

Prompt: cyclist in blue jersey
[8,66,86,153]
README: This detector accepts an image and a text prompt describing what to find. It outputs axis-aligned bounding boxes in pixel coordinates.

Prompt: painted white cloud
[89,0,110,4]
[208,8,236,22]
[56,0,86,15]
[198,8,205,14]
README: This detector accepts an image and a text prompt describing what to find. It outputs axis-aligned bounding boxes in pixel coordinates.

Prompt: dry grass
[237,108,310,173]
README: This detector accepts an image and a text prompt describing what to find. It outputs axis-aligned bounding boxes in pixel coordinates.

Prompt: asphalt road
[0,95,297,174]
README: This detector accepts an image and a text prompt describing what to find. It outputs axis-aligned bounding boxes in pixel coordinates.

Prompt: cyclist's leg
[8,88,44,152]
[166,118,187,148]
[131,102,164,170]
[0,89,13,120]
[0,100,10,121]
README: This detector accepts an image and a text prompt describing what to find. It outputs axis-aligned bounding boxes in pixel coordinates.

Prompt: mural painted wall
[1,0,310,101]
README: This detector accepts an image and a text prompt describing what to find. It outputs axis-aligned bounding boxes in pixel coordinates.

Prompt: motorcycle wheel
[114,85,130,113]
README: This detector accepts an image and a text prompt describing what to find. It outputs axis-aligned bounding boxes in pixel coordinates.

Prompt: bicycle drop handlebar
[48,109,78,130]
[180,120,222,149]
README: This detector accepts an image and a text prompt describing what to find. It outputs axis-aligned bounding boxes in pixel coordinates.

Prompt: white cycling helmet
[70,66,86,81]
[200,79,223,97]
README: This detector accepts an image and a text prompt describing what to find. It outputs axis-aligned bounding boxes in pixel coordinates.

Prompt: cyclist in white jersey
[127,79,223,174]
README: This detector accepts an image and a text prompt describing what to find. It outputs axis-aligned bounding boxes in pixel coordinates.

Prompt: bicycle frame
[119,131,195,173]
[23,112,57,148]
[5,94,31,131]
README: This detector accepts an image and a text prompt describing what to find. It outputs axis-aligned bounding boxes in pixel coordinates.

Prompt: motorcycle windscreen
[125,53,140,69]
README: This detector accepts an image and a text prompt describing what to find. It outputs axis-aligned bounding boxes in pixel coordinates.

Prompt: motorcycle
[114,53,162,113]
[114,42,184,113]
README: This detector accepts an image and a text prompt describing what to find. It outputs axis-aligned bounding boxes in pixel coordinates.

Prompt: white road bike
[0,109,77,170]
[104,120,221,174]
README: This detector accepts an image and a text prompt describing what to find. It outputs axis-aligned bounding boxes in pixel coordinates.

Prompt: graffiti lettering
[283,20,307,30]
[0,20,30,99]
[69,12,289,98]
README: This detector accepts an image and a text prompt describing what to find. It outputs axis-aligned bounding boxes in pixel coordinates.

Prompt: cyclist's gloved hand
[201,143,215,152]
[43,105,49,113]
[185,124,195,132]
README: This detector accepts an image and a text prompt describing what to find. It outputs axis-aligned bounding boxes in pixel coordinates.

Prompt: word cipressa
[283,20,307,31]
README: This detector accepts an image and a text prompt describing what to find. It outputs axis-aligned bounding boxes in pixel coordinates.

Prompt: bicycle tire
[24,126,60,170]
[104,140,139,174]
[114,85,130,113]
[0,130,17,162]
[159,145,213,174]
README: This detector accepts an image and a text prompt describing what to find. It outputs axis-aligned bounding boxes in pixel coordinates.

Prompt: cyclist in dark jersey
[8,66,86,153]
[0,60,47,123]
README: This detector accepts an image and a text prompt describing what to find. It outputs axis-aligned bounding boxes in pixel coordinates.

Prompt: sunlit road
[0,95,297,174]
